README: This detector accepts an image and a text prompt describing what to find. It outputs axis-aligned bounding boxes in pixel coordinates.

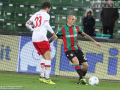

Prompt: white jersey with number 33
[28,10,50,42]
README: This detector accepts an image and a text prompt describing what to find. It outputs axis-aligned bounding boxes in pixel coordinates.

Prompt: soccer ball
[89,76,99,86]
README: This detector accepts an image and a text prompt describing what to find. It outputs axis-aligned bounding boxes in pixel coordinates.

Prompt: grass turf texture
[0,72,119,90]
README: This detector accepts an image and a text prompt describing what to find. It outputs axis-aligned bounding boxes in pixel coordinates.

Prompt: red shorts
[33,41,50,55]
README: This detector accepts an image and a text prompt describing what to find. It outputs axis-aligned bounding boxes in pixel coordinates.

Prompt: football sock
[40,58,45,78]
[81,68,87,76]
[45,60,51,79]
[75,64,84,79]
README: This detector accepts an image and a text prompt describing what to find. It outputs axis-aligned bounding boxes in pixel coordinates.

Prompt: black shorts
[65,50,87,65]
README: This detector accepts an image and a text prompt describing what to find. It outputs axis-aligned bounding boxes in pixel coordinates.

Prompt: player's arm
[79,26,101,47]
[49,28,63,43]
[44,21,57,41]
[49,33,59,43]
[49,33,57,43]
[26,20,34,32]
[82,33,101,47]
[81,33,95,42]
[49,35,55,43]
[43,14,57,41]
[49,34,59,43]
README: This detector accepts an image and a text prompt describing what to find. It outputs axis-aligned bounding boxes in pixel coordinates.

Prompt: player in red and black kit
[49,14,101,85]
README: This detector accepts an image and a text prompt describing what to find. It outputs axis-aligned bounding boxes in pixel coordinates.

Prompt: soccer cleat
[39,77,46,83]
[80,79,88,85]
[45,79,56,84]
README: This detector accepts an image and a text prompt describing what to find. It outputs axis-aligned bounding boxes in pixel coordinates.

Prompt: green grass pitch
[0,72,120,90]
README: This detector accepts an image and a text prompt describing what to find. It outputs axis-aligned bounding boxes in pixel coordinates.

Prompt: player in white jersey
[26,2,57,84]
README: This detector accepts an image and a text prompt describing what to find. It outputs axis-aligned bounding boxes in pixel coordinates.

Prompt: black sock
[82,71,87,76]
[76,69,84,79]
[75,65,84,83]
[81,68,87,76]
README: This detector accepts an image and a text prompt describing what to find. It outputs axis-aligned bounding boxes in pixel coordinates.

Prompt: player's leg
[35,41,55,84]
[40,56,45,78]
[79,62,88,85]
[33,42,46,83]
[43,50,55,84]
[39,56,46,82]
[76,50,88,85]
[77,50,88,77]
[81,62,88,77]
[71,57,84,79]
[65,50,85,84]
[43,50,51,80]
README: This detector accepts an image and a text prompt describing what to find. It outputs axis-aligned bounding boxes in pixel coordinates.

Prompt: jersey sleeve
[28,14,34,24]
[45,21,54,34]
[44,14,50,23]
[78,26,85,35]
[56,28,63,37]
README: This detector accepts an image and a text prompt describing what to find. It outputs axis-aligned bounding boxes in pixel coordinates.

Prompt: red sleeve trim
[44,20,49,23]
[29,20,32,23]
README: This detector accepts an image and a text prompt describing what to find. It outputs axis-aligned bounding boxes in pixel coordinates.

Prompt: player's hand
[53,33,58,40]
[94,41,101,47]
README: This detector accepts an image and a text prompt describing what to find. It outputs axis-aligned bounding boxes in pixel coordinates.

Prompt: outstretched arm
[82,33,101,47]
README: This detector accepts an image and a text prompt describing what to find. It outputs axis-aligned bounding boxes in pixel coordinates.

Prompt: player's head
[42,2,51,13]
[67,14,75,26]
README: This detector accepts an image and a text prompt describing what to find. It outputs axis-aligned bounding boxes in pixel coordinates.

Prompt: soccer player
[49,14,101,85]
[26,2,57,84]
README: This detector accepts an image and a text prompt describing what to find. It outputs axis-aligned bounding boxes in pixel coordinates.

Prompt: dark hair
[87,11,91,14]
[42,2,51,9]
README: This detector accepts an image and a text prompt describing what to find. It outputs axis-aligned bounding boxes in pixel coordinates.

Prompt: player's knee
[83,63,88,69]
[72,57,79,65]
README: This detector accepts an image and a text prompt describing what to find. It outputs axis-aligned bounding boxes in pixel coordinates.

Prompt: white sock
[45,60,51,79]
[40,58,45,78]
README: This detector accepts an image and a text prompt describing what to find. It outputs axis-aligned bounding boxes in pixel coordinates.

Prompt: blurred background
[0,0,120,39]
[0,0,120,84]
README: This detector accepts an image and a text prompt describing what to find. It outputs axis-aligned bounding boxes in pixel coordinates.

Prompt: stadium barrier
[0,33,120,81]
[0,35,19,72]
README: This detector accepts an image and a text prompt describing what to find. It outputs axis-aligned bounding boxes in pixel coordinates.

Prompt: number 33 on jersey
[27,9,50,42]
